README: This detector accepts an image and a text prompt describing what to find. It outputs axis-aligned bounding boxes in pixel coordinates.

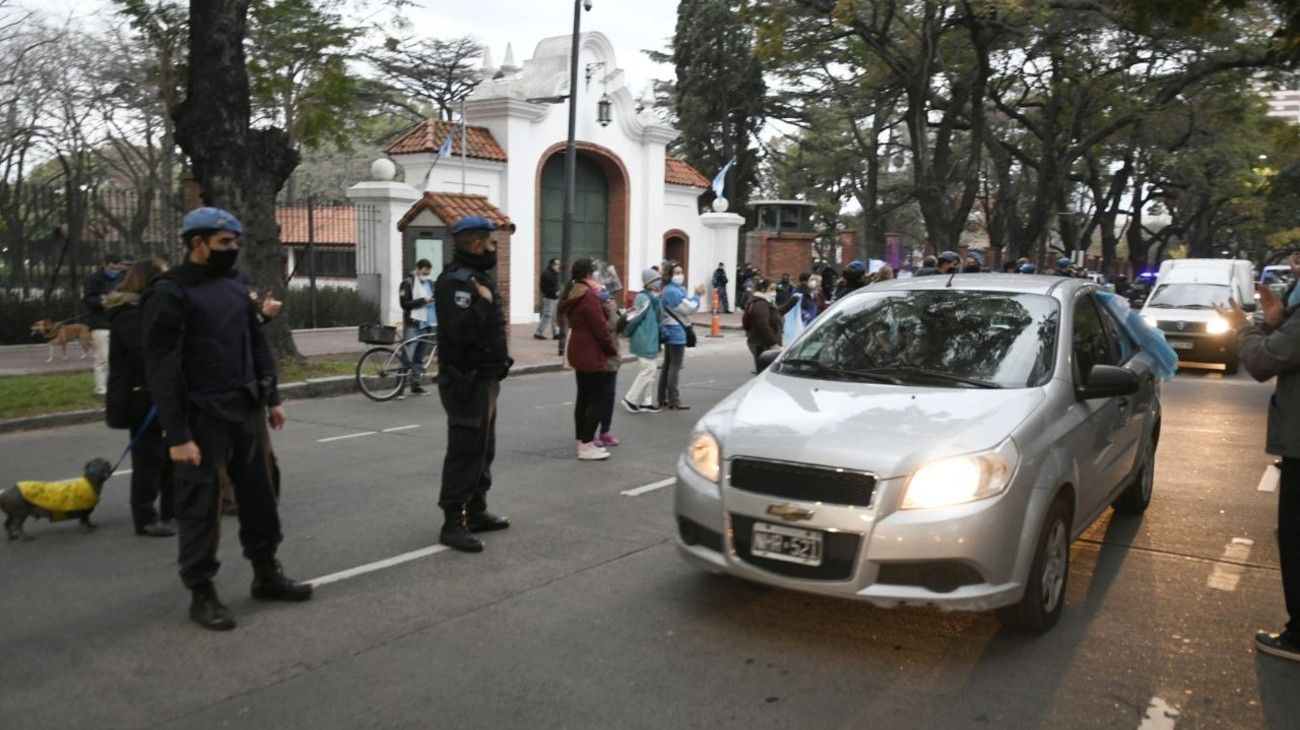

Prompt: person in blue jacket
[657,262,703,410]
[622,268,664,413]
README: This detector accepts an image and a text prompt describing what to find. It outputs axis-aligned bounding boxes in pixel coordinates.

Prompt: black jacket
[540,267,560,299]
[141,262,280,446]
[434,252,511,378]
[398,274,435,328]
[745,296,792,350]
[105,293,152,430]
[83,269,119,330]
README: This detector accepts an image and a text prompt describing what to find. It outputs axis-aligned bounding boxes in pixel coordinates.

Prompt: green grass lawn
[0,355,359,421]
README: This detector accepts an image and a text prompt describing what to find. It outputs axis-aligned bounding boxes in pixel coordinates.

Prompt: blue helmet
[938,250,961,263]
[845,259,867,273]
[450,215,496,235]
[1057,256,1073,267]
[181,207,243,236]
[1019,263,1038,274]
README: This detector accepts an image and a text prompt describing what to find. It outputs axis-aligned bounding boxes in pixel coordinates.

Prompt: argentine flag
[783,292,805,344]
[712,157,735,200]
[437,131,454,159]
[422,131,456,191]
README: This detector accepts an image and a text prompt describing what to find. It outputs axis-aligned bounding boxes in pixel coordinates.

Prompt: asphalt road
[0,341,1296,729]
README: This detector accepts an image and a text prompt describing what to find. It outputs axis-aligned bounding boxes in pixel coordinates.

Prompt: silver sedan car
[674,275,1161,633]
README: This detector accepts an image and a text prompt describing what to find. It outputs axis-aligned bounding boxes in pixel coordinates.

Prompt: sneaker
[669,403,691,411]
[621,398,641,414]
[533,333,547,340]
[599,432,620,446]
[641,403,661,413]
[1255,630,1300,662]
[578,441,610,460]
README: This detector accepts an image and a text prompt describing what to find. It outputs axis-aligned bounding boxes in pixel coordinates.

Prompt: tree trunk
[173,0,300,362]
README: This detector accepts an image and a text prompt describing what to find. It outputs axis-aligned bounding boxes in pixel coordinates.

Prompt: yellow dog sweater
[16,477,99,519]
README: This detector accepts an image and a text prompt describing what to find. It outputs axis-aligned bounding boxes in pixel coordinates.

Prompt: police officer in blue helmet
[142,206,312,631]
[1055,256,1075,277]
[432,215,514,552]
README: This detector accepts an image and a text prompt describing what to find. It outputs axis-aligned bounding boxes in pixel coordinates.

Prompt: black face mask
[205,247,239,276]
[456,247,498,271]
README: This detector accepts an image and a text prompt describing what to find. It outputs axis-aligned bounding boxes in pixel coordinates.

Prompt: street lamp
[562,0,591,353]
[597,93,612,126]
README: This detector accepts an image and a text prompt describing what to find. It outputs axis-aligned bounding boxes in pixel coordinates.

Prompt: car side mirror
[1077,364,1140,400]
[757,349,781,371]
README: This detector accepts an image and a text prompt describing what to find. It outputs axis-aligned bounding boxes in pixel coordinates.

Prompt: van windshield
[1146,283,1229,309]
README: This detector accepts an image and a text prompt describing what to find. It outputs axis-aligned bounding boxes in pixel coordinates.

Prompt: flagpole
[460,98,468,194]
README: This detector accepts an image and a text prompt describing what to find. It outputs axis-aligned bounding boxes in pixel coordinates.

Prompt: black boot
[467,511,510,533]
[189,585,236,631]
[439,505,484,552]
[250,560,314,602]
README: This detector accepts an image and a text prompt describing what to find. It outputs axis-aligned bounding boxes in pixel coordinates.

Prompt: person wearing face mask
[797,271,820,325]
[744,278,798,373]
[535,258,562,340]
[657,263,703,410]
[397,258,436,397]
[557,258,619,460]
[622,268,664,413]
[142,207,312,631]
[433,216,513,552]
[84,252,124,397]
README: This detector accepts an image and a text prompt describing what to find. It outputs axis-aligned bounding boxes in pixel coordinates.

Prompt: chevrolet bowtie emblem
[767,504,815,521]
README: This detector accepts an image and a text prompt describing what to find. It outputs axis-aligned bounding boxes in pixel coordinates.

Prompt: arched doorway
[540,153,608,273]
[663,230,689,274]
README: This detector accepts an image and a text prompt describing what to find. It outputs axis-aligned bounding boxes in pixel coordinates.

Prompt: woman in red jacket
[557,259,620,461]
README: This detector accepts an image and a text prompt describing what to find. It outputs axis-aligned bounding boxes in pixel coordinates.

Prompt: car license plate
[1169,340,1193,351]
[751,522,823,566]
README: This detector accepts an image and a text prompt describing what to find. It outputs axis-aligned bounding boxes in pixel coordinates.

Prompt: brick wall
[745,231,816,279]
[491,229,512,317]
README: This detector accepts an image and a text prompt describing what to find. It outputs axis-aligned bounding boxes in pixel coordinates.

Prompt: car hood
[1141,307,1219,322]
[706,373,1046,479]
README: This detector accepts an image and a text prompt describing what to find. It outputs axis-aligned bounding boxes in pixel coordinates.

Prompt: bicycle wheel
[356,347,407,401]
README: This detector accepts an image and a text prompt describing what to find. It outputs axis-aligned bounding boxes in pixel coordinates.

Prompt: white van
[1141,259,1255,373]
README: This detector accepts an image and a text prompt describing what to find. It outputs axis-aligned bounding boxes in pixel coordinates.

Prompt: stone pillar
[699,210,744,311]
[347,160,420,326]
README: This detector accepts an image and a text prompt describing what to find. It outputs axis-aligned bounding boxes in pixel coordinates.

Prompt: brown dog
[2,458,115,541]
[30,319,94,362]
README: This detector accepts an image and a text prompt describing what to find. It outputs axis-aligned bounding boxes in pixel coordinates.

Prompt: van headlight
[1206,316,1231,334]
[685,431,721,482]
[900,439,1020,510]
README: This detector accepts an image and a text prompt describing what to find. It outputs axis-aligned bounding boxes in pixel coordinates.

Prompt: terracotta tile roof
[397,192,516,233]
[276,205,356,246]
[384,119,508,162]
[665,158,710,189]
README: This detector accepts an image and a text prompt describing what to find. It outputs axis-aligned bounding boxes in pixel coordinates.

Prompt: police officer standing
[142,207,312,631]
[433,215,513,552]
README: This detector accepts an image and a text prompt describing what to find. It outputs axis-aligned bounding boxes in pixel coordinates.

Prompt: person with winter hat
[622,268,664,413]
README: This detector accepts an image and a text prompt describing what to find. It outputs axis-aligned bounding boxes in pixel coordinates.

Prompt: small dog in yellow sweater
[2,458,114,541]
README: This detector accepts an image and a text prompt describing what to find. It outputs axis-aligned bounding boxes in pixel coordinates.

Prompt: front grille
[731,514,860,580]
[1157,320,1206,334]
[729,458,876,507]
[677,517,723,553]
[876,561,984,593]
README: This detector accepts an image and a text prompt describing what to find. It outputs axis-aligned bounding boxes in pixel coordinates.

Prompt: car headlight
[1206,316,1231,334]
[900,439,1020,510]
[685,431,721,482]
[1142,316,1159,329]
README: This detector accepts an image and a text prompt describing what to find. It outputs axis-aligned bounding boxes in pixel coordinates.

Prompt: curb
[0,337,747,435]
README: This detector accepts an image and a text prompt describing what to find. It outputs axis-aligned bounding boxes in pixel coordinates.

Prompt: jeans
[574,371,605,442]
[92,329,110,395]
[403,323,434,371]
[657,344,685,407]
[625,356,659,407]
[748,342,773,373]
[1280,458,1300,635]
[536,297,559,338]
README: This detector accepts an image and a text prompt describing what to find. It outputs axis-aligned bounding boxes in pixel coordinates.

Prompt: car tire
[1114,435,1156,515]
[998,498,1071,634]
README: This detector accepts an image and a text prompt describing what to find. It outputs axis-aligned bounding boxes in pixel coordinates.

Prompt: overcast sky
[56,0,680,94]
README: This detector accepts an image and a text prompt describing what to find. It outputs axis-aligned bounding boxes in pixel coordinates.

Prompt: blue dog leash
[111,405,158,475]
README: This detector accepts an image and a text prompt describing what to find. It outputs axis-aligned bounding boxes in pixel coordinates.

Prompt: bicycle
[355,324,438,402]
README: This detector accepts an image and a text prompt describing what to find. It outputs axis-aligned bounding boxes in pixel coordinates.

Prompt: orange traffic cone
[708,289,723,337]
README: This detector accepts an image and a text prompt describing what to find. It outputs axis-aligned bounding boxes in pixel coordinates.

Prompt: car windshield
[778,290,1059,388]
[1146,283,1229,309]
[1262,270,1292,286]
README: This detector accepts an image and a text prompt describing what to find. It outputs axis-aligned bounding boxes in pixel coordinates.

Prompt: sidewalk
[1,312,744,377]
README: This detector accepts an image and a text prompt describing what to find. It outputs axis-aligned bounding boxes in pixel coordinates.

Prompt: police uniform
[433,216,512,551]
[142,207,310,631]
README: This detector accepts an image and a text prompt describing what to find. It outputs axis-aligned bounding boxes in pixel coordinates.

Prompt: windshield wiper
[1179,304,1213,309]
[1146,303,1175,308]
[779,358,903,384]
[861,366,1002,389]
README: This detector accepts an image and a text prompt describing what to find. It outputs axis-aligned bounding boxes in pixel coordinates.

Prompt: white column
[346,175,420,327]
[699,211,744,308]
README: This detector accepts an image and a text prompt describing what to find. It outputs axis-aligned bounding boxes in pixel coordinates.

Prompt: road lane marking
[534,401,574,410]
[382,424,421,433]
[1207,538,1254,592]
[621,477,675,496]
[110,469,133,479]
[317,431,379,443]
[307,544,450,587]
[1258,465,1279,493]
[1138,697,1179,729]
